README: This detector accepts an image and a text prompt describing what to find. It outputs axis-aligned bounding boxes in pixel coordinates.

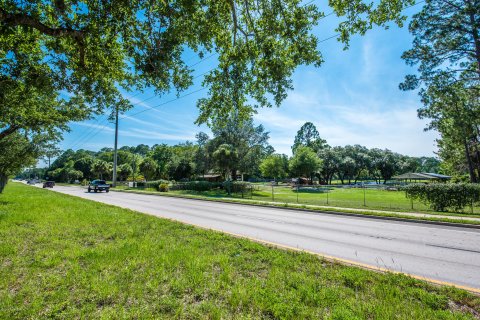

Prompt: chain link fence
[124,180,480,214]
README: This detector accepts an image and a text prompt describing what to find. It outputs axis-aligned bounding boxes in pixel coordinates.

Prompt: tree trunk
[467,4,480,79]
[464,138,478,183]
[0,173,8,193]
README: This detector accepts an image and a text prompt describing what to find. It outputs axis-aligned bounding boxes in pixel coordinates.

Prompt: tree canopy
[292,122,328,153]
[1,0,428,188]
[400,0,480,182]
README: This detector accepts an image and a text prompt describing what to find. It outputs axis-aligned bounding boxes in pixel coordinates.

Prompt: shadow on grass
[292,187,333,193]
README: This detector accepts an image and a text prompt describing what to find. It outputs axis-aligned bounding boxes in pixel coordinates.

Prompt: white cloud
[120,128,196,141]
[74,122,114,132]
[255,92,439,157]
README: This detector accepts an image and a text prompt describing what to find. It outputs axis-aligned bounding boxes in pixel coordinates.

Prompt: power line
[68,0,319,146]
[63,51,217,150]
[67,30,365,149]
[121,87,207,119]
[68,0,427,150]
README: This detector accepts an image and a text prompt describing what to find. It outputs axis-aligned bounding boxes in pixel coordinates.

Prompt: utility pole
[112,105,119,187]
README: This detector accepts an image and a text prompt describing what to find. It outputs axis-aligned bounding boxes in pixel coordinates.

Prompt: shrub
[402,183,480,212]
[158,183,169,192]
[223,181,250,194]
[145,180,170,190]
[170,181,222,192]
[135,181,145,188]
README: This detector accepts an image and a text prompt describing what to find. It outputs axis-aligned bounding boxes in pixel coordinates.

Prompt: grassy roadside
[1,183,479,319]
[113,188,480,226]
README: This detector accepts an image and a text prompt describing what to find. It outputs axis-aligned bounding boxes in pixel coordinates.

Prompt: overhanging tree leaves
[1,0,416,132]
[0,0,325,134]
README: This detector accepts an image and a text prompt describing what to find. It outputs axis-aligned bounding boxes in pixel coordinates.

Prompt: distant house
[291,177,309,185]
[392,172,451,182]
[199,174,223,182]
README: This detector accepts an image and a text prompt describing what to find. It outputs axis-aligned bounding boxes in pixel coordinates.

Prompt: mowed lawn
[1,183,479,319]
[170,184,480,215]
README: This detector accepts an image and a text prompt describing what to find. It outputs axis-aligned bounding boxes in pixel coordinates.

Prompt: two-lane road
[38,184,480,291]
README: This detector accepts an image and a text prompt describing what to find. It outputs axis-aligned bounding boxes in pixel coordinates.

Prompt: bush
[145,180,170,190]
[158,183,169,192]
[170,181,222,192]
[403,183,480,212]
[223,181,250,194]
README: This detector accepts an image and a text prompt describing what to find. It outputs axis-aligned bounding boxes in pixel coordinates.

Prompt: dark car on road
[43,181,55,188]
[88,180,110,193]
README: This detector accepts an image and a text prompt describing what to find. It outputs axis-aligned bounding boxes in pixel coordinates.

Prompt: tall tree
[260,154,287,181]
[213,144,238,180]
[194,132,211,177]
[0,132,45,192]
[91,160,111,180]
[318,147,339,184]
[209,116,272,180]
[292,122,328,153]
[289,146,322,184]
[376,150,401,184]
[42,143,62,168]
[74,157,95,181]
[150,144,173,179]
[400,0,480,182]
[419,80,479,182]
[139,157,158,181]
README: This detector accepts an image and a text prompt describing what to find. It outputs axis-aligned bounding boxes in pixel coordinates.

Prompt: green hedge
[222,181,250,194]
[403,183,480,212]
[168,181,252,193]
[143,180,170,190]
[170,181,223,192]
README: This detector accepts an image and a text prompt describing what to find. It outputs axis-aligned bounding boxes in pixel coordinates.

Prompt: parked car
[87,180,110,193]
[27,180,36,185]
[43,181,55,188]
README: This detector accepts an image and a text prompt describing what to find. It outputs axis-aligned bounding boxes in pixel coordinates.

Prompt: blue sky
[59,2,438,158]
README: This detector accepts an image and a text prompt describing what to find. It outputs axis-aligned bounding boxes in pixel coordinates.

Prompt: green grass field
[1,183,479,319]
[166,184,480,215]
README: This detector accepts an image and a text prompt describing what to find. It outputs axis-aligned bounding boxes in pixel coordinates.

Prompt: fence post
[271,183,274,202]
[363,185,366,207]
[411,198,414,210]
[296,184,299,203]
[326,186,329,205]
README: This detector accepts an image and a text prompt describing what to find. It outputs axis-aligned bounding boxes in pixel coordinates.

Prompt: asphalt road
[38,184,480,291]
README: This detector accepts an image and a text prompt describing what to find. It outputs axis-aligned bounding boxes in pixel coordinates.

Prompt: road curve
[37,184,480,291]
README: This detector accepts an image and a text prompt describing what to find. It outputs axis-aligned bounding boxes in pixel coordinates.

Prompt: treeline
[263,122,440,184]
[45,118,272,182]
[39,121,439,185]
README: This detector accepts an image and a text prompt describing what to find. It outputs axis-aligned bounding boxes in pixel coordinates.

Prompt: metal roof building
[392,172,451,181]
